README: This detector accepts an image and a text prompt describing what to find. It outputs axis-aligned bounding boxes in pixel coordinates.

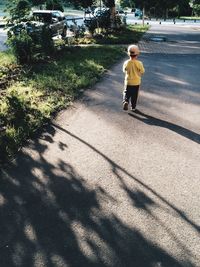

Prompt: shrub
[85,18,98,35]
[7,29,34,64]
[40,26,55,56]
[7,25,55,64]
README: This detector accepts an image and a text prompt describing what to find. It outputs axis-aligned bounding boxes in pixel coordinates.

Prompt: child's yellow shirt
[123,58,145,86]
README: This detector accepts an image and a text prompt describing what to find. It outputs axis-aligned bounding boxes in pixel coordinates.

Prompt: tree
[119,0,135,8]
[46,0,64,11]
[6,0,31,24]
[30,0,46,7]
[102,0,117,28]
[66,0,94,8]
[190,0,200,15]
[132,0,191,18]
[103,0,115,7]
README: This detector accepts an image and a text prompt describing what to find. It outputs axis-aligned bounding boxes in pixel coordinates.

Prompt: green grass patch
[0,50,16,66]
[0,45,124,161]
[180,16,200,20]
[77,24,149,45]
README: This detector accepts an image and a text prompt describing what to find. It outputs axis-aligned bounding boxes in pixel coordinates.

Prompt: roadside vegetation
[77,25,149,44]
[0,44,126,162]
[179,16,200,20]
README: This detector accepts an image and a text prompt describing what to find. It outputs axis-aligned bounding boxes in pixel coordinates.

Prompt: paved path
[0,24,200,267]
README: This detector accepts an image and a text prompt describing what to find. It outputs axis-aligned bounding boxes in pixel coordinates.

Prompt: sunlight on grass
[0,50,16,65]
[0,45,124,161]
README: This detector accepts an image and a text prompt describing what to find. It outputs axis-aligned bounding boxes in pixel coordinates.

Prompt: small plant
[85,18,98,35]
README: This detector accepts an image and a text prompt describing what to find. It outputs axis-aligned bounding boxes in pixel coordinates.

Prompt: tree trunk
[103,0,116,29]
[110,6,116,28]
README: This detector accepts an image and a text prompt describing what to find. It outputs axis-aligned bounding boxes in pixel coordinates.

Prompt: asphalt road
[0,28,7,51]
[0,24,200,267]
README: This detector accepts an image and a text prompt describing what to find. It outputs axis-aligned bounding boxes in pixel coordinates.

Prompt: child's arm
[138,62,145,75]
[123,61,127,73]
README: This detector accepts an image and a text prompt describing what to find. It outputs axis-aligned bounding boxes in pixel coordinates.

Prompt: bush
[7,25,55,64]
[84,18,98,35]
[40,27,55,56]
[7,29,34,64]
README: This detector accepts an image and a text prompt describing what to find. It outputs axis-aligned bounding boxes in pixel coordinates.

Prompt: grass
[0,45,124,161]
[0,50,16,65]
[179,16,200,20]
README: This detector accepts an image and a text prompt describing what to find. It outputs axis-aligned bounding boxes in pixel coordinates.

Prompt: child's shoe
[123,102,128,111]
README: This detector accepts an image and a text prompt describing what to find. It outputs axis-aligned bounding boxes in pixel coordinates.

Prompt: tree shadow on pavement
[128,110,200,144]
[0,123,198,267]
[52,123,199,235]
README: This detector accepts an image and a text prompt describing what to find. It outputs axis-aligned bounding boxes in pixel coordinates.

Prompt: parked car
[32,10,67,37]
[116,9,125,14]
[93,7,110,17]
[10,10,67,38]
[84,8,110,21]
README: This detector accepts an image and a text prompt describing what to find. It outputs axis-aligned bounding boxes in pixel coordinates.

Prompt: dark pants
[123,85,140,109]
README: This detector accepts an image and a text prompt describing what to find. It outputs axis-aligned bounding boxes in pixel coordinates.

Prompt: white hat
[128,44,140,56]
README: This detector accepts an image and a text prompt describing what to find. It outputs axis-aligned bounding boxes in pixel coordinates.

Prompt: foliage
[192,0,200,4]
[0,51,16,66]
[103,0,115,7]
[46,0,64,11]
[120,0,135,8]
[5,0,31,24]
[5,1,33,63]
[30,0,45,6]
[7,29,34,64]
[40,26,55,55]
[5,0,66,64]
[66,0,94,8]
[180,15,200,18]
[0,64,22,89]
[123,0,193,18]
[7,25,55,64]
[77,24,148,45]
[193,4,200,15]
[84,18,98,35]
